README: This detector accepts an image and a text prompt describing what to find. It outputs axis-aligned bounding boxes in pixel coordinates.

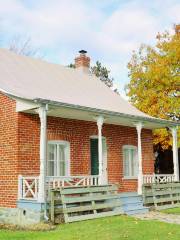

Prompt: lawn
[0,215,180,240]
[161,207,180,215]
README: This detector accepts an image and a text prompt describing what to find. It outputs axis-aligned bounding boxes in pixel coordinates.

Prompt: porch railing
[46,175,99,189]
[143,174,175,184]
[18,175,99,200]
[18,175,39,200]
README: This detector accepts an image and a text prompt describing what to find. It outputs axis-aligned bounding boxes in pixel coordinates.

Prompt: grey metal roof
[0,48,178,127]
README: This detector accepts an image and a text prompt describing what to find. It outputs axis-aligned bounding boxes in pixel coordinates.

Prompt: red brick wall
[18,113,40,176]
[0,92,155,207]
[0,93,18,207]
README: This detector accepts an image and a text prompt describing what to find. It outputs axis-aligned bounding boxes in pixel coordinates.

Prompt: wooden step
[50,185,123,223]
[62,193,120,204]
[67,209,123,223]
[55,201,122,214]
[143,182,180,210]
[59,185,117,194]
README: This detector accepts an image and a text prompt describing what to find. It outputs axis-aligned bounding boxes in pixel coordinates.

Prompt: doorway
[90,137,107,184]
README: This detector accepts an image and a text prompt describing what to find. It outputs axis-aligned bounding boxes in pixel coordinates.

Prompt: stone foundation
[0,207,44,225]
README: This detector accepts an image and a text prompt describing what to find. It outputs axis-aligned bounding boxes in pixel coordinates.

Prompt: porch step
[50,185,124,223]
[119,192,149,215]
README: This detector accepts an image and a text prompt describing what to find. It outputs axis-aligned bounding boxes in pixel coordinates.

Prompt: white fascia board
[16,98,40,112]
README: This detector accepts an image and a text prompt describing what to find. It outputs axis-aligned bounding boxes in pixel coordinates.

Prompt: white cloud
[0,0,102,47]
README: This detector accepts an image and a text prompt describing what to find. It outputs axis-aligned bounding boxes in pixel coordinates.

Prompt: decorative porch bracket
[170,127,179,181]
[36,104,48,203]
[96,116,104,185]
[135,122,143,195]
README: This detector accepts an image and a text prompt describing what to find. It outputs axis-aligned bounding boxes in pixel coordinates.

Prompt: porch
[18,174,176,201]
[16,101,179,205]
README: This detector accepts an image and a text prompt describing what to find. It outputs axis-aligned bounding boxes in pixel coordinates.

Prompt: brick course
[0,92,154,207]
[0,93,18,208]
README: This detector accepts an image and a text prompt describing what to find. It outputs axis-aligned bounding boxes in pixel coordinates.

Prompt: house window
[47,141,70,176]
[123,145,138,178]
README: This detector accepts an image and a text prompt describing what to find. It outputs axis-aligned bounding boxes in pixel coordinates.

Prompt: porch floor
[119,192,149,215]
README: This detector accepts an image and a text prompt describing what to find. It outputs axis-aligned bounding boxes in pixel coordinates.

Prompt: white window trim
[47,140,70,176]
[122,145,138,179]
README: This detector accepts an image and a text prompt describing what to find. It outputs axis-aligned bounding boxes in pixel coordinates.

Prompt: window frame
[122,145,138,179]
[47,140,70,177]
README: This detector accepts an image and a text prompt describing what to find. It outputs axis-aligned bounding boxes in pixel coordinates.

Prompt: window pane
[58,144,66,176]
[48,161,54,176]
[124,149,129,176]
[48,144,56,160]
[134,150,138,176]
[47,144,57,176]
[60,161,65,176]
[59,145,65,161]
[130,149,135,176]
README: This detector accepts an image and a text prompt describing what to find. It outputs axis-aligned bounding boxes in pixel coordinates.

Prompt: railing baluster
[18,175,22,199]
[83,178,86,186]
[90,177,92,185]
[35,178,37,199]
[23,177,25,198]
[143,174,176,184]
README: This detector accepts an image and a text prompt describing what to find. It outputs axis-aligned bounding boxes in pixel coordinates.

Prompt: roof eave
[3,90,179,128]
[33,98,180,128]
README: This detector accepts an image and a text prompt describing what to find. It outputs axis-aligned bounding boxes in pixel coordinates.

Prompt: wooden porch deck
[49,185,123,223]
[143,182,180,210]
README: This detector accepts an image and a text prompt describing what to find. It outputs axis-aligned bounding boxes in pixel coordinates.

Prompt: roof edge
[33,98,179,127]
[2,89,179,128]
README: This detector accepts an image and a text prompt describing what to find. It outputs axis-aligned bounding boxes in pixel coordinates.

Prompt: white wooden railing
[46,175,99,189]
[143,174,175,184]
[18,175,99,200]
[18,175,39,200]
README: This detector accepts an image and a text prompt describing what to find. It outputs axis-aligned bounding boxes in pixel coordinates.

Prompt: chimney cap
[79,50,87,54]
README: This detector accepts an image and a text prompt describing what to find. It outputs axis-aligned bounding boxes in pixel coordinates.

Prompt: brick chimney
[75,50,90,73]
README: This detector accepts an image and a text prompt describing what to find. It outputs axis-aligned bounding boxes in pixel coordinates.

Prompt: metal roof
[0,48,178,127]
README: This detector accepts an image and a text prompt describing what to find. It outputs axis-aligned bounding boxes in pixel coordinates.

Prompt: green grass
[161,207,180,215]
[0,215,180,240]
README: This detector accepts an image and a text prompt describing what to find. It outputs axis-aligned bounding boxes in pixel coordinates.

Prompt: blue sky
[0,0,179,97]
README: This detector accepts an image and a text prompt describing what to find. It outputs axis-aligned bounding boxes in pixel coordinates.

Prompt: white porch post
[135,122,143,195]
[37,105,48,202]
[97,116,104,185]
[171,127,179,181]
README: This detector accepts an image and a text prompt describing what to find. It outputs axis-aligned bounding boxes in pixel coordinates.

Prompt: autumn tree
[126,24,180,149]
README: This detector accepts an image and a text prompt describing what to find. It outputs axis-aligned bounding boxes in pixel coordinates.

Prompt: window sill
[122,176,138,180]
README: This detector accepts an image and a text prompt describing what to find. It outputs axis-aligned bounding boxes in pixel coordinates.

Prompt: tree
[91,61,114,89]
[68,61,118,93]
[126,24,180,149]
[8,35,41,57]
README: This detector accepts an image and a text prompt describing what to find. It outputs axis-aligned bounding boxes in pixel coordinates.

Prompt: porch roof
[0,48,179,129]
[31,99,178,129]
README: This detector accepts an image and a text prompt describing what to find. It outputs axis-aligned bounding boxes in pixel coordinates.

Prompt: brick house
[0,49,179,224]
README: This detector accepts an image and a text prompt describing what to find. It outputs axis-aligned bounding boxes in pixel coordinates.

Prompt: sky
[0,0,179,97]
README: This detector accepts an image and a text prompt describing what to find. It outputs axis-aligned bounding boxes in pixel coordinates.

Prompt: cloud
[0,0,179,97]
